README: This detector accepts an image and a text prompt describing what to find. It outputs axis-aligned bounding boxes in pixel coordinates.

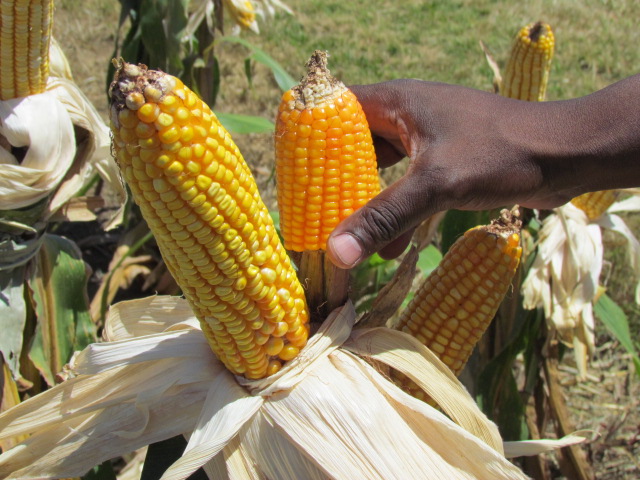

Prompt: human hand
[325,79,575,269]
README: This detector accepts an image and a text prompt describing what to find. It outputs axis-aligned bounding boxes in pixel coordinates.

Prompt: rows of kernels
[0,0,52,100]
[111,69,309,379]
[397,227,522,376]
[275,88,380,251]
[502,22,554,102]
[570,190,619,220]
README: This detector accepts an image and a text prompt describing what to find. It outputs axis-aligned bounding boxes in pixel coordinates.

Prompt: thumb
[326,172,439,269]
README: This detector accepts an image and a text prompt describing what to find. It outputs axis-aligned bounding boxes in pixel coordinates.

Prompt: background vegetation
[51,0,639,477]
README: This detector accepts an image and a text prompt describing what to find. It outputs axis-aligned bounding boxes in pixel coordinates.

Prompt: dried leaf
[357,246,418,329]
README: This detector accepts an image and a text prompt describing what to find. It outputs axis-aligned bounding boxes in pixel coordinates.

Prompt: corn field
[0,1,638,479]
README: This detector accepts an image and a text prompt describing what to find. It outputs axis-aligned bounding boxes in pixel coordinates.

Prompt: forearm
[510,73,640,198]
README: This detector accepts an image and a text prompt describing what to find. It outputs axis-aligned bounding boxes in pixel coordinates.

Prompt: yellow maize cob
[570,190,620,220]
[109,62,309,379]
[501,21,554,102]
[223,0,256,30]
[0,0,53,100]
[393,209,522,400]
[275,50,380,252]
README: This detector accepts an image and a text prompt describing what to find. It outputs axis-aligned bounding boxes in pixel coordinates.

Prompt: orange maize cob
[0,0,53,100]
[501,21,554,102]
[275,50,380,252]
[109,62,309,379]
[570,190,620,220]
[393,209,522,400]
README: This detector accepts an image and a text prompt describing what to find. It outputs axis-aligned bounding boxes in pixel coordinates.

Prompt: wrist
[504,76,640,200]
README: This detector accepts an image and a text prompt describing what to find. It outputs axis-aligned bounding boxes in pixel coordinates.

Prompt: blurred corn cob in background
[392,209,522,401]
[500,21,554,102]
[570,190,621,220]
[0,0,53,100]
[109,61,310,379]
[275,50,380,318]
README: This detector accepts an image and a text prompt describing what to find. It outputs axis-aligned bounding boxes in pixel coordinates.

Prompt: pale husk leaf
[260,349,525,480]
[44,76,125,226]
[104,295,199,341]
[503,430,593,457]
[161,373,263,480]
[596,212,640,303]
[345,327,504,451]
[0,325,219,478]
[608,193,640,213]
[348,349,530,478]
[49,38,74,80]
[0,93,75,209]
[239,412,326,480]
[522,205,602,340]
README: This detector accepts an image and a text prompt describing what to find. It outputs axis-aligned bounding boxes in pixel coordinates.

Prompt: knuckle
[357,202,403,246]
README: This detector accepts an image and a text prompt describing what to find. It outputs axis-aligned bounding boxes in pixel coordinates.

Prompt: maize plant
[0,0,121,399]
[392,209,522,401]
[275,50,380,253]
[0,0,53,100]
[500,21,554,102]
[0,49,592,480]
[109,61,310,378]
[274,50,380,318]
[570,190,621,221]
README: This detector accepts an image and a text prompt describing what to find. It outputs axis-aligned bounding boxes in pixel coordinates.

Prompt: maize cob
[109,62,309,379]
[570,190,619,221]
[501,21,554,102]
[0,0,53,100]
[223,0,256,30]
[275,50,380,252]
[393,209,522,400]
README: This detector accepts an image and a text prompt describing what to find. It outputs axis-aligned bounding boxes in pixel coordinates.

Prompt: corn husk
[522,195,640,378]
[0,295,570,480]
[0,39,124,228]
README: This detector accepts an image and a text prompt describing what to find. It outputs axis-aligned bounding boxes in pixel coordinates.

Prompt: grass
[251,0,640,98]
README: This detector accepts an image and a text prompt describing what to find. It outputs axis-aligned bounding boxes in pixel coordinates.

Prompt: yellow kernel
[265,337,284,356]
[273,321,288,337]
[160,126,181,144]
[266,360,282,376]
[160,95,179,112]
[165,161,184,176]
[261,267,277,285]
[155,112,173,128]
[137,103,160,123]
[278,345,299,361]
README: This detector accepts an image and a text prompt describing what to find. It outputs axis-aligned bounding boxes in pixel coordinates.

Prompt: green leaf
[440,210,489,254]
[139,0,170,71]
[594,292,640,376]
[220,36,297,91]
[28,234,96,386]
[82,461,117,480]
[0,266,27,378]
[215,112,275,134]
[416,244,442,277]
[476,309,542,441]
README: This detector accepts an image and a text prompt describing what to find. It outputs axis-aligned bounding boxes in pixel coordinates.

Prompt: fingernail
[328,233,363,268]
